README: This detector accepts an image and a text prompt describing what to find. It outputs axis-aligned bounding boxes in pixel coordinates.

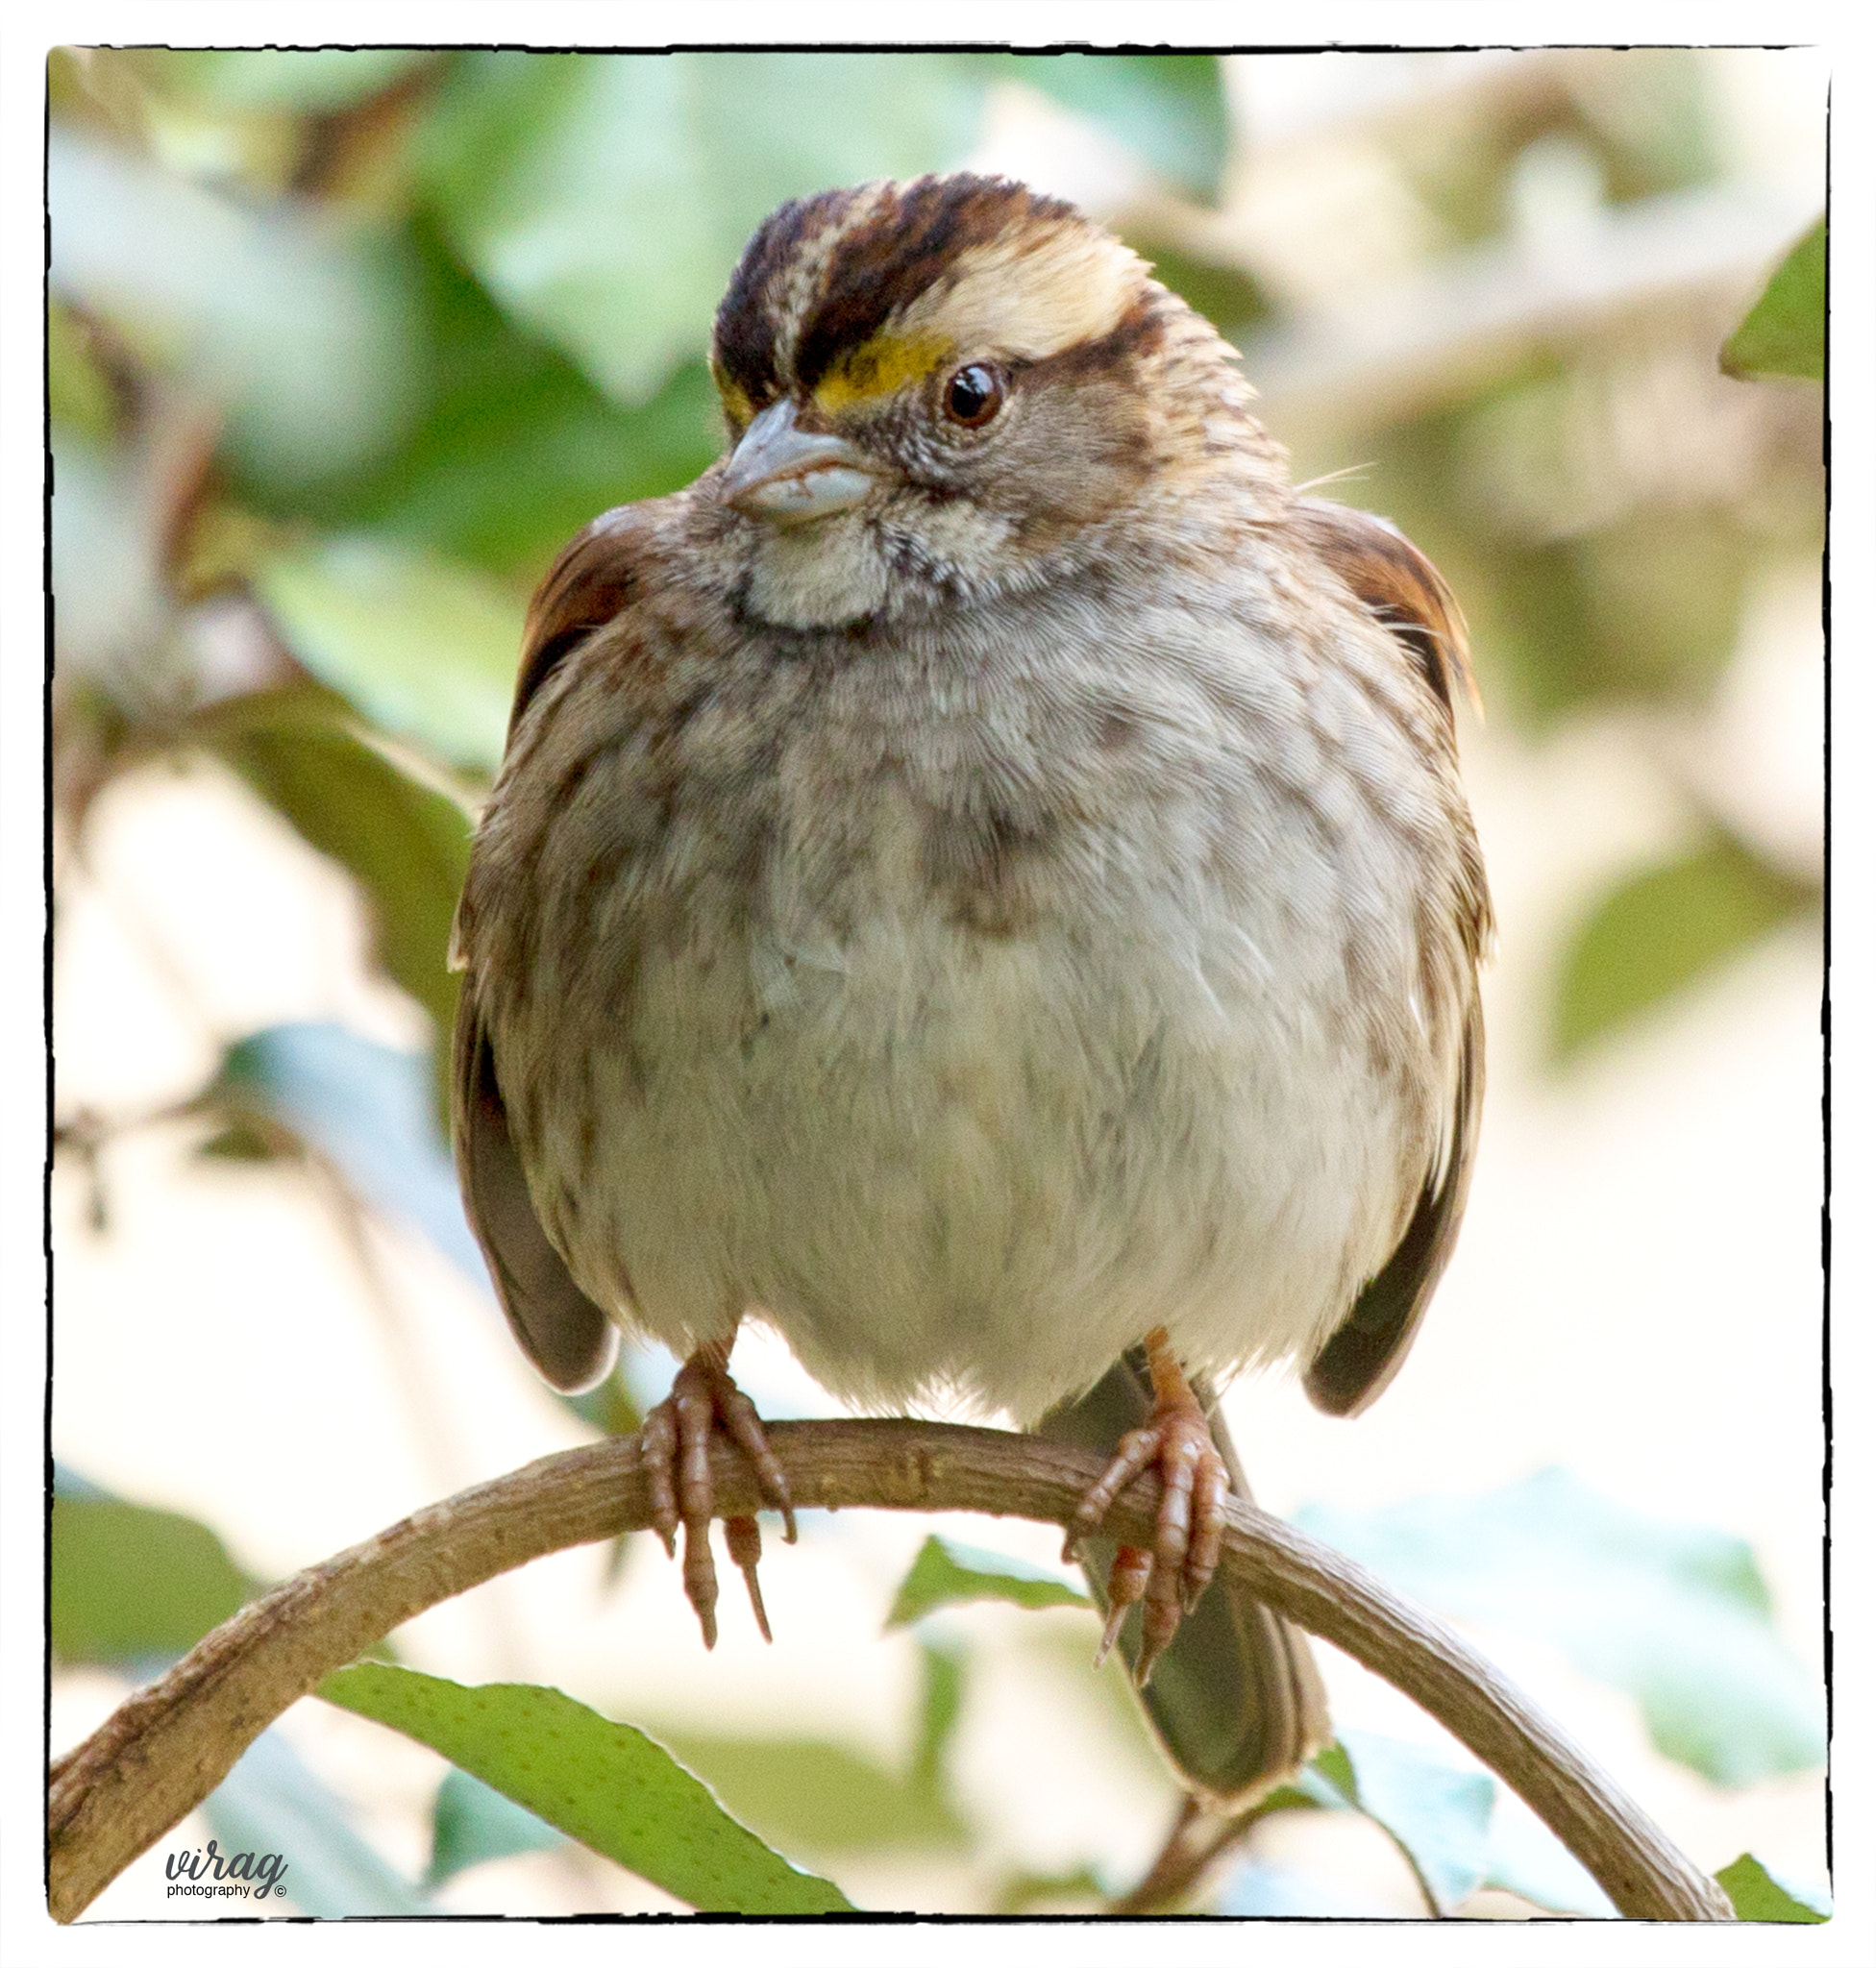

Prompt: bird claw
[1092,1545,1153,1666]
[640,1347,795,1648]
[723,1514,772,1644]
[1074,1385,1229,1687]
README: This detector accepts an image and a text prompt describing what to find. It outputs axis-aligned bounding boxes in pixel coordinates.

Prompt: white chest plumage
[505,594,1450,1424]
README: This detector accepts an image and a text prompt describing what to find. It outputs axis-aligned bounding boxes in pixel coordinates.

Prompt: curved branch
[47,1419,1733,1924]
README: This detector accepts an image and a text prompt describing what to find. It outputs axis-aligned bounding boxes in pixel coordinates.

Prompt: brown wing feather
[452,990,618,1393]
[1305,986,1484,1415]
[1290,497,1479,721]
[508,504,652,737]
[447,508,659,1394]
[1296,497,1486,1416]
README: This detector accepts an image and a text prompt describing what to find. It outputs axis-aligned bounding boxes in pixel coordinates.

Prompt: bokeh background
[47,45,1827,1922]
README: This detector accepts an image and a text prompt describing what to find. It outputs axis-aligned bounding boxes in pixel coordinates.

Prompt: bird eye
[943,363,1004,429]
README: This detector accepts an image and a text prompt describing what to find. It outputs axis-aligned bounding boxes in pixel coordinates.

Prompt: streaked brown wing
[1295,498,1487,1416]
[508,504,652,737]
[448,507,658,1393]
[452,996,618,1392]
[1305,986,1484,1415]
[1290,496,1479,722]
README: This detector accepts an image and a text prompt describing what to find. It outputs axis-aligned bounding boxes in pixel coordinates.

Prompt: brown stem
[1110,1795,1223,1915]
[46,1419,1733,1924]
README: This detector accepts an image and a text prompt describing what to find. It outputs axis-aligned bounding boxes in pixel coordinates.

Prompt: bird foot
[639,1343,797,1648]
[1064,1336,1229,1687]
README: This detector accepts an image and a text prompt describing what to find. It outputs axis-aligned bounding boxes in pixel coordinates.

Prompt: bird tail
[1034,1350,1330,1806]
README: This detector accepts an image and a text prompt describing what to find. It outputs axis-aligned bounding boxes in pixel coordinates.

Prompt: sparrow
[451,173,1489,1805]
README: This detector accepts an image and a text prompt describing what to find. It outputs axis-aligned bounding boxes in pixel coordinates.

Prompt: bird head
[705,174,1263,629]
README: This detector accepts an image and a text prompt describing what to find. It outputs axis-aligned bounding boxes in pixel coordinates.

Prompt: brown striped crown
[710,174,1160,426]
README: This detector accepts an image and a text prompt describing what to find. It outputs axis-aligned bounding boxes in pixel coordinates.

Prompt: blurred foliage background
[47,46,1827,1922]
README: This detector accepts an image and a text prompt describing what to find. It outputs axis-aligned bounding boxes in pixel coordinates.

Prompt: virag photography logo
[163,1840,290,1903]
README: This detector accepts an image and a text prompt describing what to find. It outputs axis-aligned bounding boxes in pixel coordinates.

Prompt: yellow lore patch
[813,331,952,413]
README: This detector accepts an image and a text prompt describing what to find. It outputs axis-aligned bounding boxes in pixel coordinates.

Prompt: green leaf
[147,48,435,114]
[251,535,524,775]
[1551,827,1818,1060]
[1211,1738,1425,1919]
[427,1767,565,1887]
[991,1862,1109,1913]
[49,127,423,488]
[885,1534,1091,1629]
[191,685,472,1041]
[319,1663,854,1912]
[49,431,173,692]
[1357,383,1791,731]
[1256,1733,1614,1917]
[986,53,1228,200]
[251,218,726,579]
[195,1119,283,1163]
[1573,511,1761,706]
[413,52,984,405]
[48,298,118,440]
[910,1639,966,1796]
[1336,1729,1494,1915]
[203,1728,431,1915]
[1298,1469,1826,1786]
[1722,218,1825,382]
[210,1022,486,1286]
[52,1493,264,1666]
[1273,1738,1494,1913]
[650,1731,968,1856]
[1303,1736,1358,1802]
[1716,1852,1831,1923]
[1249,1752,1355,1820]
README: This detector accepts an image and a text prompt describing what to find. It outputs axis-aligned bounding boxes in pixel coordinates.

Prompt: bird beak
[721,400,876,523]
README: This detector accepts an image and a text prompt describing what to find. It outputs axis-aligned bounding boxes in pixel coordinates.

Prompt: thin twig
[46,1419,1733,1924]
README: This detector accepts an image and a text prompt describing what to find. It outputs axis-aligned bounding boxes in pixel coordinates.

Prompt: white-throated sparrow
[452,173,1489,1804]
